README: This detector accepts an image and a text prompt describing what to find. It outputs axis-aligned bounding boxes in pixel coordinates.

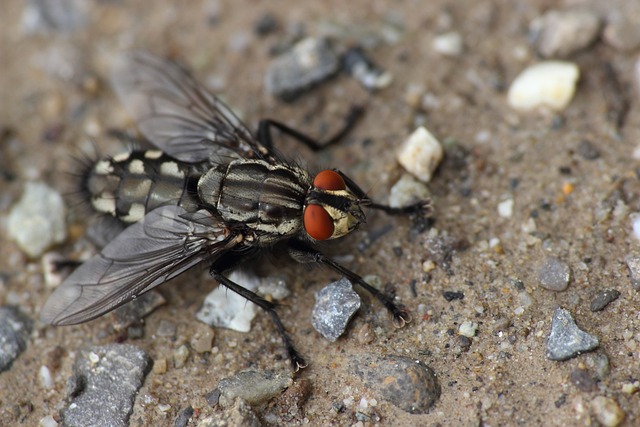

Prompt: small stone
[507,61,580,111]
[39,365,54,389]
[213,370,293,408]
[397,126,443,183]
[153,358,167,374]
[589,289,621,312]
[8,182,67,258]
[39,415,59,427]
[173,345,189,368]
[546,308,599,361]
[311,278,361,342]
[497,198,514,218]
[0,306,33,372]
[257,275,290,301]
[112,291,166,331]
[530,9,601,58]
[264,37,339,101]
[537,257,571,291]
[570,368,597,392]
[355,323,374,345]
[342,47,393,90]
[388,174,430,209]
[459,321,478,338]
[432,31,464,57]
[624,255,640,290]
[196,270,259,332]
[198,399,261,427]
[591,396,626,427]
[22,0,88,34]
[603,11,640,52]
[62,344,151,427]
[352,354,440,414]
[156,319,177,338]
[253,12,279,36]
[586,353,610,379]
[577,140,601,160]
[190,327,215,353]
[174,406,194,427]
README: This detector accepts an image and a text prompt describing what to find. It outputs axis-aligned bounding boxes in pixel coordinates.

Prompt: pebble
[257,275,291,301]
[396,126,444,183]
[174,406,194,427]
[432,31,464,57]
[156,319,177,338]
[507,61,580,111]
[190,326,215,353]
[570,368,597,392]
[212,369,293,408]
[111,290,166,331]
[603,11,640,52]
[22,0,87,34]
[585,352,610,379]
[39,415,59,427]
[632,215,640,242]
[199,399,261,427]
[624,255,640,291]
[8,182,67,258]
[62,344,151,427]
[39,365,54,389]
[152,357,167,374]
[0,306,33,372]
[497,198,514,218]
[264,37,340,101]
[589,289,621,312]
[351,354,440,414]
[537,257,571,291]
[196,270,259,332]
[173,345,189,368]
[530,9,601,58]
[388,174,430,209]
[459,321,478,338]
[577,140,601,160]
[590,396,626,427]
[311,278,361,342]
[546,308,599,361]
[342,47,393,90]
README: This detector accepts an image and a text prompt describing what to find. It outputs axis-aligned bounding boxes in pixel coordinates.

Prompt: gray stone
[530,9,601,58]
[546,308,599,361]
[212,369,293,408]
[264,37,339,101]
[199,399,261,427]
[0,306,33,372]
[537,257,571,291]
[311,278,361,342]
[624,255,640,290]
[589,289,620,312]
[604,10,640,52]
[62,344,151,427]
[22,0,87,34]
[352,354,440,414]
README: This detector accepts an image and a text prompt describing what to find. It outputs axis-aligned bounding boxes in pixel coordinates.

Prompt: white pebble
[459,321,478,337]
[39,365,53,390]
[388,174,430,208]
[432,31,464,57]
[507,61,580,111]
[397,126,443,183]
[39,415,58,427]
[196,270,259,332]
[631,214,640,241]
[498,198,514,218]
[591,396,626,427]
[8,182,67,258]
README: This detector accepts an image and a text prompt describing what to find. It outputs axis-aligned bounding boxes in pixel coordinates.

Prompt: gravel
[311,278,361,342]
[210,369,293,408]
[546,308,599,361]
[537,257,571,291]
[0,306,33,372]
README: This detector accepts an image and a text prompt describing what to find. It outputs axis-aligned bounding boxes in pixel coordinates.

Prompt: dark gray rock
[538,257,571,291]
[352,354,440,414]
[0,306,33,372]
[311,278,361,342]
[546,308,599,361]
[589,289,620,312]
[62,344,152,427]
[264,37,339,101]
[212,369,292,408]
[624,256,640,290]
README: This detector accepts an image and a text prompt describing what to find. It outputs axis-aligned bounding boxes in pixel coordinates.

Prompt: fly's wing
[110,51,269,163]
[40,206,238,326]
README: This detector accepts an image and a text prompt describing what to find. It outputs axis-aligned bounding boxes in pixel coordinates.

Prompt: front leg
[287,241,411,328]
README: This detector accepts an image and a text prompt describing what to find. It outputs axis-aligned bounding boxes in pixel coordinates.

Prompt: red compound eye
[304,204,334,240]
[313,170,345,191]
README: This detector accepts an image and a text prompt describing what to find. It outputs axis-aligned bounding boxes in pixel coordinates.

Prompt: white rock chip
[507,61,580,111]
[8,182,67,257]
[397,127,443,183]
[432,31,464,57]
[389,174,430,209]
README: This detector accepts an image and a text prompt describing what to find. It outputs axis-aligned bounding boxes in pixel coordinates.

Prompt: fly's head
[303,169,369,241]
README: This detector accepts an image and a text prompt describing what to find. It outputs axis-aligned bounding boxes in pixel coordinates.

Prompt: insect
[40,52,429,370]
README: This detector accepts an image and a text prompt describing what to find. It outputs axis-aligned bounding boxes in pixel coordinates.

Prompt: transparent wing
[40,206,239,325]
[110,51,268,163]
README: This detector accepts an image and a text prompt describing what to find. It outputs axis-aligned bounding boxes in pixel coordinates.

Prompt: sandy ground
[1,0,639,426]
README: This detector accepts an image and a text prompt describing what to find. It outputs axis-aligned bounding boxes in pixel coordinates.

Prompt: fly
[40,52,430,370]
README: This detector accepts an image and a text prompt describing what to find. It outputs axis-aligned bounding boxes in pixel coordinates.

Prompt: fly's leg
[288,241,411,328]
[209,267,307,371]
[257,105,364,152]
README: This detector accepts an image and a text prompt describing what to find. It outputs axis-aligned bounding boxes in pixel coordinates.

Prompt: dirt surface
[1,0,640,426]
